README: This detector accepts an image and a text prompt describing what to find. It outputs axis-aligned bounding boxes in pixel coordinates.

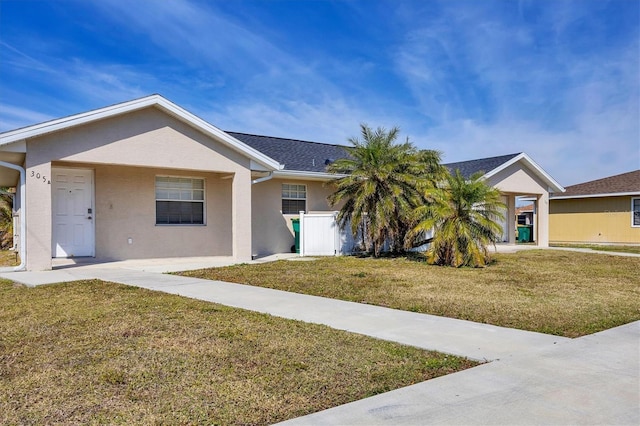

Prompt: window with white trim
[282,184,306,214]
[633,197,640,227]
[155,176,205,225]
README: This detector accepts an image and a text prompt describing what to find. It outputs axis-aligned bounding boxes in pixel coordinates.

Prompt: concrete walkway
[1,255,638,425]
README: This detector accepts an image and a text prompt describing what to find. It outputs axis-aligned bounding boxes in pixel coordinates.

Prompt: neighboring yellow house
[549,170,640,244]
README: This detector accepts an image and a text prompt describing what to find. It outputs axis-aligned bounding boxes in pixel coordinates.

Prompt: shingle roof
[552,170,640,198]
[444,153,521,179]
[228,132,350,173]
[231,132,527,179]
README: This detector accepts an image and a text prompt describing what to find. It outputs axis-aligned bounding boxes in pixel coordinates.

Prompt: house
[0,95,564,271]
[516,204,534,225]
[443,154,564,245]
[549,170,640,244]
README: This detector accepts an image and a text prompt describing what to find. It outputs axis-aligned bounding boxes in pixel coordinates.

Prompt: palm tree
[406,170,505,267]
[327,124,443,256]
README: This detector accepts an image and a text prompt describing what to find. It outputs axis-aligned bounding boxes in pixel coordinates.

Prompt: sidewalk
[1,258,638,425]
[278,321,639,425]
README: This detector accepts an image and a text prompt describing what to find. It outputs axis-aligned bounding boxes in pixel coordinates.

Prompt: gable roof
[445,152,564,193]
[0,95,282,171]
[228,132,348,173]
[551,170,640,199]
[233,133,564,192]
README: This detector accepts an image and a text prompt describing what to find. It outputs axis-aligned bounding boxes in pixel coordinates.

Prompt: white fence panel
[300,212,340,256]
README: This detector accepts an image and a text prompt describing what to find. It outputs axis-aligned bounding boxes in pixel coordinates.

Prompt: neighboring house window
[633,197,640,227]
[155,176,205,224]
[282,184,306,214]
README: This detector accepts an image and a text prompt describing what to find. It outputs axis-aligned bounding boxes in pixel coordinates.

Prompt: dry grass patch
[181,250,640,337]
[0,279,475,425]
[0,250,19,267]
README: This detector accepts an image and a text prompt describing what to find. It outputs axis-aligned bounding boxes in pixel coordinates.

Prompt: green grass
[550,243,640,255]
[181,250,640,338]
[0,279,476,425]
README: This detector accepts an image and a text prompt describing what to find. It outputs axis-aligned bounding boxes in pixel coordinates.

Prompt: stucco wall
[23,106,253,269]
[24,161,52,270]
[89,164,232,260]
[26,107,251,172]
[550,196,640,244]
[251,178,336,256]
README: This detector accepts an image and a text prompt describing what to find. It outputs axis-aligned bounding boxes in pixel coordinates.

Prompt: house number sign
[30,170,51,184]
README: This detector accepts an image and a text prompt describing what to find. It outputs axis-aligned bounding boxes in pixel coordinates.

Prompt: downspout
[0,161,26,271]
[252,172,273,185]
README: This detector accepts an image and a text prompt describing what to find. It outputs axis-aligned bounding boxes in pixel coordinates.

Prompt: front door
[52,168,95,257]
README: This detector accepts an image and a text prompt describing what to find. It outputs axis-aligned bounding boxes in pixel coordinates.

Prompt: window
[155,176,204,225]
[633,198,640,227]
[282,184,306,214]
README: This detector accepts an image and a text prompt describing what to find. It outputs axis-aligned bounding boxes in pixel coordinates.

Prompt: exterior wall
[251,178,336,256]
[549,196,640,244]
[27,107,251,173]
[23,106,253,270]
[506,195,516,243]
[486,162,551,247]
[25,161,52,270]
[232,168,253,261]
[535,192,550,246]
[83,164,231,260]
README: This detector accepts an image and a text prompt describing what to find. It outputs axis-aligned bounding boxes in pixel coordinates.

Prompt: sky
[0,0,638,186]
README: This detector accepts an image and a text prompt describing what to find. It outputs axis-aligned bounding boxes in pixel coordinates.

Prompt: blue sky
[0,0,638,186]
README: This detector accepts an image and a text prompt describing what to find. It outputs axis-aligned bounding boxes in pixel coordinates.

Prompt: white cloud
[389,1,639,185]
[0,104,54,132]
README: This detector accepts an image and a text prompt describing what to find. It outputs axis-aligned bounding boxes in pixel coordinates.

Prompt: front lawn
[181,250,640,337]
[0,279,475,425]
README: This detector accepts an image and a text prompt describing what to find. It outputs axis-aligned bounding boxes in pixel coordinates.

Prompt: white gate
[299,212,339,256]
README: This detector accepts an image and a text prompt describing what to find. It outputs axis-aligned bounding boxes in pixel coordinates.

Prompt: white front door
[52,168,95,257]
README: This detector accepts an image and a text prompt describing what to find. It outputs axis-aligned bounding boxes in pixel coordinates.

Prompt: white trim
[551,191,640,200]
[632,197,640,228]
[482,153,565,193]
[281,183,307,214]
[155,175,206,226]
[273,170,347,181]
[0,95,283,171]
[252,172,273,185]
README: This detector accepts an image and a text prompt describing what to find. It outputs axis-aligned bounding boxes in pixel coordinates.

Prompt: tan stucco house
[0,95,564,271]
[550,170,640,244]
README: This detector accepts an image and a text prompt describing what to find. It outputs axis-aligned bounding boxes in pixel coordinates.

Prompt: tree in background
[327,124,444,256]
[406,170,505,267]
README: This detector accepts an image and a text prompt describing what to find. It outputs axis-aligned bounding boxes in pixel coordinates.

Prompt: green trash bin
[291,218,300,253]
[517,225,532,243]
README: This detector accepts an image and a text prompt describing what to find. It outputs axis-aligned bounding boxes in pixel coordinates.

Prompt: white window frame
[632,197,640,228]
[282,183,307,214]
[155,176,206,225]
